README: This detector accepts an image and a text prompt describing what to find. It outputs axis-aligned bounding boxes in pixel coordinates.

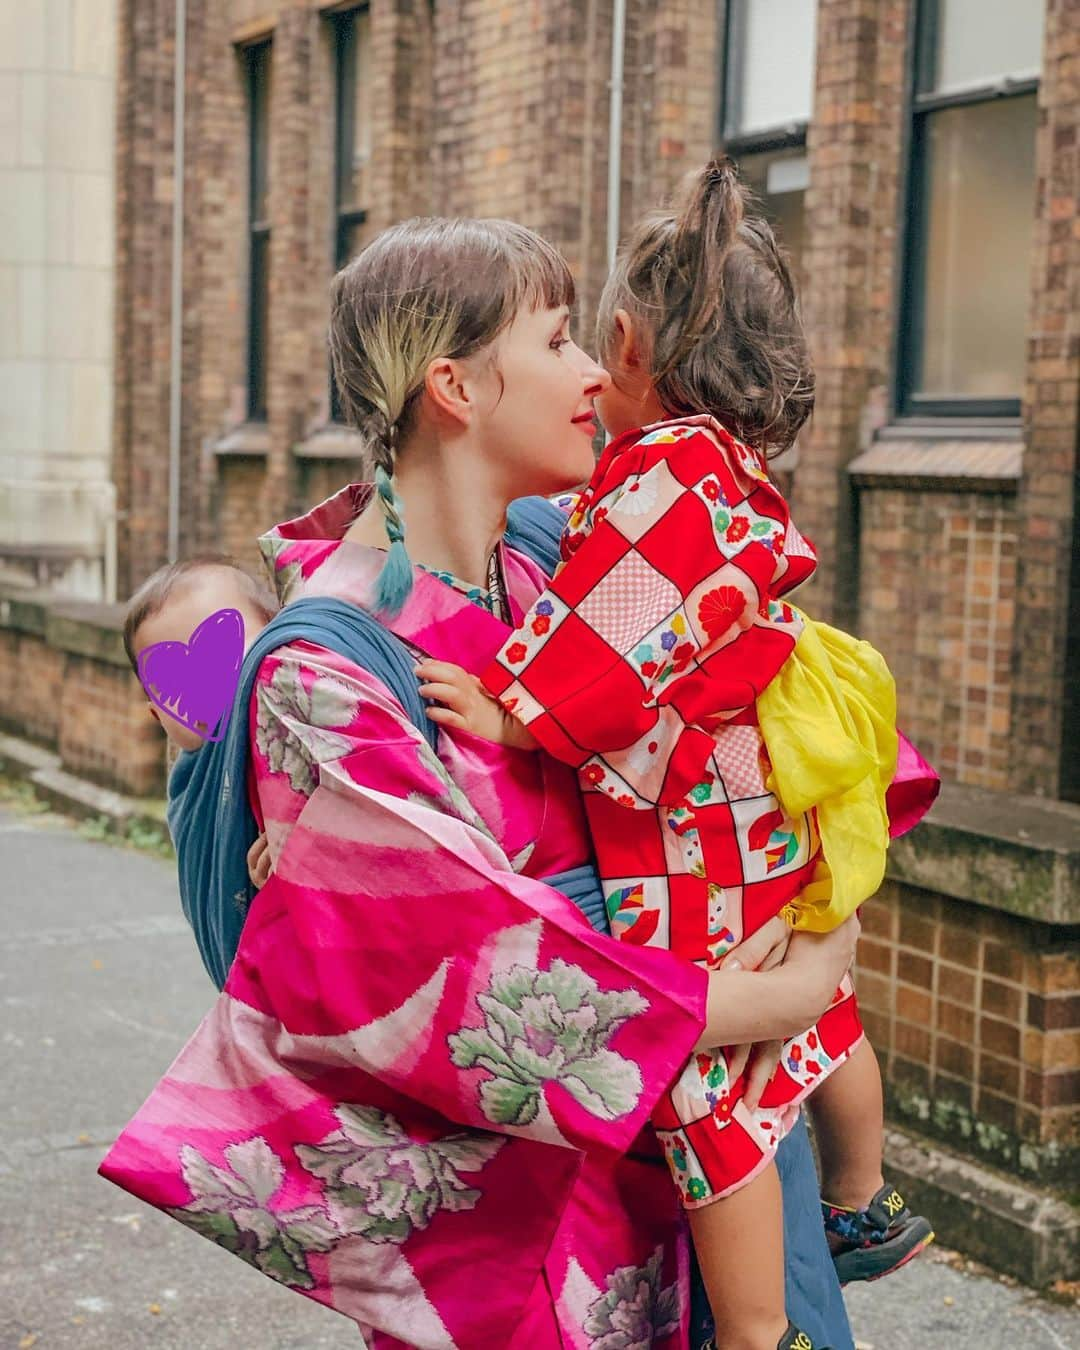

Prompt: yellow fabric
[756,612,898,933]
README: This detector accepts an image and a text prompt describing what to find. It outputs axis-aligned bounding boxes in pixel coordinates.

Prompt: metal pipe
[606,0,626,272]
[167,0,187,562]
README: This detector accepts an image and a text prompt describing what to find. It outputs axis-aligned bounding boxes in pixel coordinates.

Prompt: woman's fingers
[719,914,790,972]
[742,1040,783,1112]
[727,1043,751,1083]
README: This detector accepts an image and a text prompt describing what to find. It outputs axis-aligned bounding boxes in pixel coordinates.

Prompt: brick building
[1,0,1078,1280]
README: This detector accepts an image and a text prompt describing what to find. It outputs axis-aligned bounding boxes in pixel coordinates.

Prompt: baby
[123,554,278,888]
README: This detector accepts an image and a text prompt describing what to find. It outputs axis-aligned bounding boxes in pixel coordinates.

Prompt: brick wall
[858,880,1078,1188]
[858,488,1019,790]
[0,593,166,796]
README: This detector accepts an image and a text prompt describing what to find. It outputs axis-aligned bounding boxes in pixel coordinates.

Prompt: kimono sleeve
[483,426,814,805]
[238,643,706,1159]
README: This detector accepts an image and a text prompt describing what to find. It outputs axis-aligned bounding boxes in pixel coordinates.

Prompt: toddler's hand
[415,660,537,750]
[247,832,273,889]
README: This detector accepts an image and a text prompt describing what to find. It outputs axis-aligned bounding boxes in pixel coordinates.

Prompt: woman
[102,218,857,1349]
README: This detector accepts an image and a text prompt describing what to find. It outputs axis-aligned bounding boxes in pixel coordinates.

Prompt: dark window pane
[248,43,270,225]
[925,0,1044,97]
[737,147,809,286]
[335,7,372,215]
[724,0,816,138]
[248,229,269,420]
[913,93,1037,401]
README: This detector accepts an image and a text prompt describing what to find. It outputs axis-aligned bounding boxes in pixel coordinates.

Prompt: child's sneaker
[822,1182,935,1284]
[700,1329,829,1350]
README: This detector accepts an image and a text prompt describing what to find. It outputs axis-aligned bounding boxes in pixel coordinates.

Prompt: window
[333,6,372,269]
[898,0,1044,418]
[246,41,271,423]
[330,7,372,420]
[720,0,817,282]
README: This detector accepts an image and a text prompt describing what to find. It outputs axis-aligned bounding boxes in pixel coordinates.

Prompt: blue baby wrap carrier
[167,495,591,990]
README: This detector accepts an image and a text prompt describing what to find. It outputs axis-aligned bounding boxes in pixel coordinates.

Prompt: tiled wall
[857,881,1078,1186]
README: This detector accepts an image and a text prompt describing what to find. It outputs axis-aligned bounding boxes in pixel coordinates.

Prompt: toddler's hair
[122,554,278,675]
[328,216,574,614]
[597,157,814,454]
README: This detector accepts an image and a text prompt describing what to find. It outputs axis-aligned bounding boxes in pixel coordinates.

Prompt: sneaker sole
[835,1221,936,1285]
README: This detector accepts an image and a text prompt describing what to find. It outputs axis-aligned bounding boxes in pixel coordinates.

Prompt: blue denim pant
[690,1114,854,1349]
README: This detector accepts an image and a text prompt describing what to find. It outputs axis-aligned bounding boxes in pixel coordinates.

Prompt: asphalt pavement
[1,799,1077,1350]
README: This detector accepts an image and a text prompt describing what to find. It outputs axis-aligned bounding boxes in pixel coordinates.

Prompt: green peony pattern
[294,1104,504,1246]
[167,1137,338,1290]
[255,661,358,795]
[448,959,648,1127]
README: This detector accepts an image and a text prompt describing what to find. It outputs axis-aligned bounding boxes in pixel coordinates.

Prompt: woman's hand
[715,914,790,974]
[695,914,860,1053]
[416,659,537,750]
[246,832,273,889]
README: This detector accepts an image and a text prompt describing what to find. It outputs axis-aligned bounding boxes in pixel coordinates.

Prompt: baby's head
[595,157,814,454]
[124,555,278,750]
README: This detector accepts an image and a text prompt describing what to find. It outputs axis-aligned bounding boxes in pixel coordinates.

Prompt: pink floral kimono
[100,485,711,1349]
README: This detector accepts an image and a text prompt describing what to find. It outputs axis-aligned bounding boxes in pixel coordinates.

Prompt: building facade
[0,0,119,600]
[1,0,1075,1279]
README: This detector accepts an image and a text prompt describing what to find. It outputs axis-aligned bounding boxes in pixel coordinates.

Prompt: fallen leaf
[148,1303,162,1315]
[943,1296,954,1307]
[19,1335,38,1348]
[91,959,104,970]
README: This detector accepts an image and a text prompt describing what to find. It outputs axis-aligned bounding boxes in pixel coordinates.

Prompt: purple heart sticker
[137,608,245,743]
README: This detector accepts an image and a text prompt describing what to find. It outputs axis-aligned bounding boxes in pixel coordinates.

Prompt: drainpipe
[606,0,626,272]
[167,0,187,562]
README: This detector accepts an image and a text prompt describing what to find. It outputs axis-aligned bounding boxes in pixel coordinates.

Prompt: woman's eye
[551,335,571,352]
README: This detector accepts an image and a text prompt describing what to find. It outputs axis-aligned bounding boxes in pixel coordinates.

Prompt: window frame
[718,0,811,161]
[330,6,370,421]
[895,0,1041,421]
[245,40,271,424]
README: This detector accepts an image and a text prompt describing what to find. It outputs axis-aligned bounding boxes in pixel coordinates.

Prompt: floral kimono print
[100,484,711,1350]
[484,418,864,1207]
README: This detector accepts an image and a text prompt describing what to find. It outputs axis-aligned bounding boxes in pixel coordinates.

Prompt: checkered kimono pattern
[484,416,863,1205]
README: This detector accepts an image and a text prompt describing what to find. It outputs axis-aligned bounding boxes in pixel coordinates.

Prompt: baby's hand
[415,660,537,751]
[247,831,273,889]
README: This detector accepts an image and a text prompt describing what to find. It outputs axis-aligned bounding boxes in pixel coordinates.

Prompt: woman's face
[476,304,611,497]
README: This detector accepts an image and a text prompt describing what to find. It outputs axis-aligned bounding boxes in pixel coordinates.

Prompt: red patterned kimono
[484,417,864,1205]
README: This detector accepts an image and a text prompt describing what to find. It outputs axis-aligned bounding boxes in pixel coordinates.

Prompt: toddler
[123,554,277,889]
[418,162,933,1350]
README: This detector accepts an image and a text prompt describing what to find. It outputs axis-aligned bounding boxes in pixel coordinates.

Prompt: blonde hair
[328,217,574,613]
[597,158,814,455]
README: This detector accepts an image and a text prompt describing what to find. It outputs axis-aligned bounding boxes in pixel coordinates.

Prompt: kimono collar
[259,482,538,672]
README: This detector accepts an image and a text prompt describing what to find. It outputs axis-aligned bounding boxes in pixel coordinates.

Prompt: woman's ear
[423,356,473,431]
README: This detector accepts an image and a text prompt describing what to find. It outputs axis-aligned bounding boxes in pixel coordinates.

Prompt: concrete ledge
[46,600,128,668]
[882,1123,1080,1287]
[849,437,1022,493]
[294,424,367,460]
[0,731,168,840]
[889,782,1080,925]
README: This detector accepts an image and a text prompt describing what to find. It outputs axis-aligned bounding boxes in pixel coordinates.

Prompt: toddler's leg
[689,1163,789,1350]
[807,1035,935,1283]
[805,1036,884,1212]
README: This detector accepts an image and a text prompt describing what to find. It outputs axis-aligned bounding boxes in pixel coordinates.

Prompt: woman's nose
[580,351,612,396]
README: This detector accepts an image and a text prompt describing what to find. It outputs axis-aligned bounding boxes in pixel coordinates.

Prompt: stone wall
[0,0,119,600]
